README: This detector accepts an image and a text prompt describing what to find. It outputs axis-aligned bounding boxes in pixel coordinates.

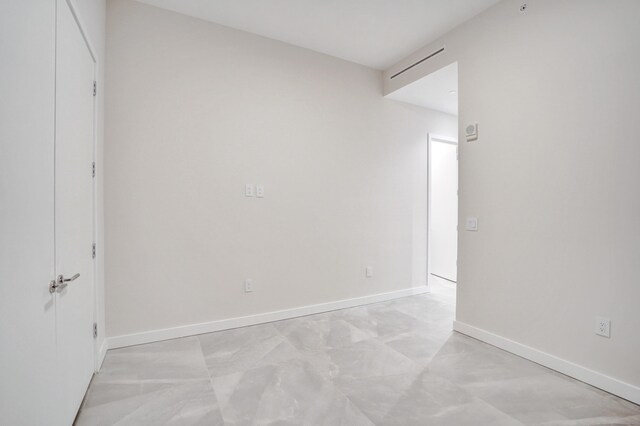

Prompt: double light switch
[245,184,264,198]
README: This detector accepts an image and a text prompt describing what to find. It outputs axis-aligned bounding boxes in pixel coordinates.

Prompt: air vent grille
[390,47,445,79]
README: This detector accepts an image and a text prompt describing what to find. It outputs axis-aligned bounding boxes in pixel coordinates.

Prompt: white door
[0,1,59,424]
[54,0,96,423]
[429,138,458,282]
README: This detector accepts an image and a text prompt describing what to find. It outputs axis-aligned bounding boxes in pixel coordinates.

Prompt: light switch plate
[465,217,479,231]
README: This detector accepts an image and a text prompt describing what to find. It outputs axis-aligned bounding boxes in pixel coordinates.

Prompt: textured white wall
[105,0,457,337]
[386,0,640,388]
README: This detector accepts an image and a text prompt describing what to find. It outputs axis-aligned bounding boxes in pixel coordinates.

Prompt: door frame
[427,133,458,286]
[57,0,100,372]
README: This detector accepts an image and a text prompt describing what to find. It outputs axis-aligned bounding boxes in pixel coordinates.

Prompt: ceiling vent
[390,47,445,80]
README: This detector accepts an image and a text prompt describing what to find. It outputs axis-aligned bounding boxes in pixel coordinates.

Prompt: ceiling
[134,0,500,70]
[385,62,458,115]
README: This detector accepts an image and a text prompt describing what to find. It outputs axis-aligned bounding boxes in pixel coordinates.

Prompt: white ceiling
[134,0,500,70]
[385,62,458,115]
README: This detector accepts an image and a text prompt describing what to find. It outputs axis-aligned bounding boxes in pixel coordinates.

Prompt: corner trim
[107,286,429,350]
[453,321,640,405]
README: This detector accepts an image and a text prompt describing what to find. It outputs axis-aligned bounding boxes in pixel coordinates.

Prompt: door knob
[49,273,80,293]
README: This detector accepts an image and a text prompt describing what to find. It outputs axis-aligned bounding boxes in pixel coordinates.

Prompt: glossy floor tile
[76,280,640,425]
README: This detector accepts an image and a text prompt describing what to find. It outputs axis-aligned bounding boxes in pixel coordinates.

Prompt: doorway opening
[385,61,459,301]
[428,135,458,288]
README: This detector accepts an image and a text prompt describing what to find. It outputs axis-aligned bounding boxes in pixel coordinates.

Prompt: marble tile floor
[76,283,640,425]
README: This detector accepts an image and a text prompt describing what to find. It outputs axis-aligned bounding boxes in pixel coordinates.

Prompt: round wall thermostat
[465,123,478,142]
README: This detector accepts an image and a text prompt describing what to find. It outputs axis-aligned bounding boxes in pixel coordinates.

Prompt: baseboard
[96,338,108,372]
[453,321,640,405]
[107,286,429,350]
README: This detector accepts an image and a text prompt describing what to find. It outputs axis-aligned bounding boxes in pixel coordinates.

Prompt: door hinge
[92,162,96,178]
[92,243,96,259]
[93,322,98,339]
[93,81,97,97]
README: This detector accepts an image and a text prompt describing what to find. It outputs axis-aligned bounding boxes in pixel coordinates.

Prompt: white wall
[385,0,640,396]
[105,0,457,338]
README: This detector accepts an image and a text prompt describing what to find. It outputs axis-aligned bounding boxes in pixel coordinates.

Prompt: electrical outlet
[595,317,610,338]
[365,266,373,278]
[245,184,254,197]
[256,185,264,198]
[244,279,253,293]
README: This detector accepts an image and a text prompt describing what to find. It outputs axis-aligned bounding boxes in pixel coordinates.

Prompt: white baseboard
[96,338,108,372]
[453,321,640,405]
[107,286,429,350]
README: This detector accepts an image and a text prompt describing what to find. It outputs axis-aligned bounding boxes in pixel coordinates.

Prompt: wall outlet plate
[245,184,255,197]
[244,279,253,293]
[595,317,610,338]
[256,185,264,198]
[465,217,479,231]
